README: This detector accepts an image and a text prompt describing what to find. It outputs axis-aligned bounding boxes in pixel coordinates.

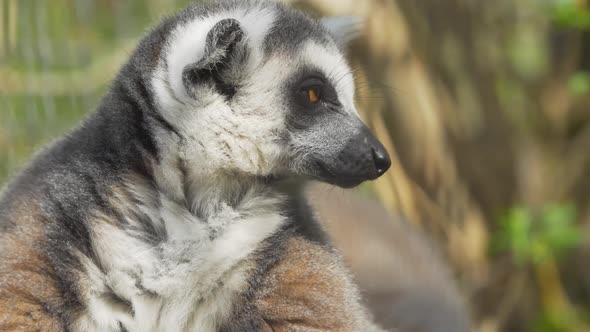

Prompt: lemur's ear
[321,16,363,48]
[182,18,246,98]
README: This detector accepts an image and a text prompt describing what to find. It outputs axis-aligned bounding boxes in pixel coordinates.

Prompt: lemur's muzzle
[316,124,391,188]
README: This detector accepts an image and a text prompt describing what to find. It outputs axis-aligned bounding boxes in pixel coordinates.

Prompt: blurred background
[2,0,590,331]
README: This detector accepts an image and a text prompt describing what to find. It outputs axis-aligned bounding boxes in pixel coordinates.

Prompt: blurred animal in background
[0,0,395,331]
[308,184,471,332]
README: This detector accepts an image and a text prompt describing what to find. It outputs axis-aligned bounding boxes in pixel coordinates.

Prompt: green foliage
[493,204,582,265]
[568,71,590,96]
[535,309,589,332]
[552,0,590,29]
[506,28,549,81]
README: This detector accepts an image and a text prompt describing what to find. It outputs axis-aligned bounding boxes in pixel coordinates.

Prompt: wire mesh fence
[0,0,196,183]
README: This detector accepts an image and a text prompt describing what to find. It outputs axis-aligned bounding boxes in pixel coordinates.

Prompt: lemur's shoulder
[256,236,385,332]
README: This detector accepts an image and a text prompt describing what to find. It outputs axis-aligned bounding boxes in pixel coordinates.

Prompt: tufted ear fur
[182,18,248,98]
[320,16,363,48]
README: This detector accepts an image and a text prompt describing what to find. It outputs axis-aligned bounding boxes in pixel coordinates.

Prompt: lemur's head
[145,0,390,188]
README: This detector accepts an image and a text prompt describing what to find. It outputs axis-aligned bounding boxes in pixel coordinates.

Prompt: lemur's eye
[307,87,320,103]
[296,76,339,109]
[299,77,324,106]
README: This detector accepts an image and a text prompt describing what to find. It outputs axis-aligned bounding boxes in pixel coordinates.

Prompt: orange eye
[307,88,319,103]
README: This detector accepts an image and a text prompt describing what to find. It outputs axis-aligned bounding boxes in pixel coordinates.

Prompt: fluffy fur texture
[255,237,384,332]
[0,1,389,331]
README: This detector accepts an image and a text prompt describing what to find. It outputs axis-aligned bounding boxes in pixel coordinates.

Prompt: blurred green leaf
[507,29,548,80]
[541,204,582,256]
[534,306,590,332]
[494,204,581,265]
[568,71,590,96]
[552,0,590,29]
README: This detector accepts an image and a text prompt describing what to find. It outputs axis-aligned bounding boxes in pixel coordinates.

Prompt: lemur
[0,1,393,331]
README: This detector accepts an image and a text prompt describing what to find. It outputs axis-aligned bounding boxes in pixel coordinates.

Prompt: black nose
[371,145,391,175]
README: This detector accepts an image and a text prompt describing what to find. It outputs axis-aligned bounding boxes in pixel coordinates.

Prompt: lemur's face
[151,4,390,188]
[281,42,390,188]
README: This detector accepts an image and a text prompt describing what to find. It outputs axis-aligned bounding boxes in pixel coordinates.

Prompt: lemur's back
[0,174,65,331]
[0,109,151,330]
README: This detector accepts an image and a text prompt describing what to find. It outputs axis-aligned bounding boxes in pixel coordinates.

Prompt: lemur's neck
[92,81,287,225]
[185,174,281,219]
[147,151,283,222]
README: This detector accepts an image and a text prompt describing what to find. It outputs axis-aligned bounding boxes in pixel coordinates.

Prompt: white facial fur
[151,5,357,185]
[301,41,357,114]
[151,6,282,180]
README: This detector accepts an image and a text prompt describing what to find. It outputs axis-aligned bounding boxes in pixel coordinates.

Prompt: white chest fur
[77,187,285,332]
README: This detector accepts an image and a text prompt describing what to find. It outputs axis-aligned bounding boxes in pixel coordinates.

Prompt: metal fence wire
[0,0,195,183]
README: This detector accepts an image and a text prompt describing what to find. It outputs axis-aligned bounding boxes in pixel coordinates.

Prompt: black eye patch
[292,73,340,110]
